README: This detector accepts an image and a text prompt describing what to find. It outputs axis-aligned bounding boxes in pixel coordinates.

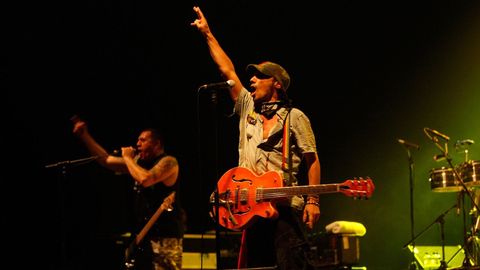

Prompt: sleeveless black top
[133,154,184,239]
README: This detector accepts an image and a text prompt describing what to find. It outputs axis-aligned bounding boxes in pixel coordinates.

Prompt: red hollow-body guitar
[211,167,375,231]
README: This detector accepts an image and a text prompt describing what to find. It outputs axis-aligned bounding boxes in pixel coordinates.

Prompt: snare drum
[429,167,462,192]
[459,160,480,187]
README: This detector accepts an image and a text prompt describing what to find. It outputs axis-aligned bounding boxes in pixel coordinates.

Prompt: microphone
[424,128,450,141]
[397,138,420,150]
[433,154,446,162]
[112,147,137,156]
[455,139,475,146]
[199,80,236,90]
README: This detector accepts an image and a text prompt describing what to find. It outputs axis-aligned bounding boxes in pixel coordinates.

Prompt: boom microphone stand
[45,155,98,269]
[398,138,420,270]
[403,203,458,269]
[444,160,479,268]
[423,128,480,268]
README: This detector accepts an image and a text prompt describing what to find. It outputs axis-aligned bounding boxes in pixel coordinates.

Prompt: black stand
[403,203,458,269]
[444,159,480,268]
[45,155,98,269]
[211,89,223,270]
[398,140,419,270]
[45,155,98,169]
[423,128,480,268]
[423,128,480,216]
[197,85,224,269]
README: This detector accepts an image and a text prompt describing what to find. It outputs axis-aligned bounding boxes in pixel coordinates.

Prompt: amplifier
[308,233,361,268]
[182,231,242,270]
[407,245,465,269]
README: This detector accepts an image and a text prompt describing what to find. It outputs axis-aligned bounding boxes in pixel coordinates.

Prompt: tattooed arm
[123,155,179,187]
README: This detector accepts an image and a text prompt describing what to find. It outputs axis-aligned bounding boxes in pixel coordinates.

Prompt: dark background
[5,1,480,269]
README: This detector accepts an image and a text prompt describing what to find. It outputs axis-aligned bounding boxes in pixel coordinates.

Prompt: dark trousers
[244,205,314,270]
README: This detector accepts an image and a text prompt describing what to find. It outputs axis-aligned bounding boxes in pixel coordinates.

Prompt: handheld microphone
[397,138,420,150]
[199,80,236,90]
[424,128,450,141]
[112,147,137,156]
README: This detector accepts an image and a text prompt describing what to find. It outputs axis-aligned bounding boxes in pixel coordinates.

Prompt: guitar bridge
[210,190,234,206]
[210,190,240,226]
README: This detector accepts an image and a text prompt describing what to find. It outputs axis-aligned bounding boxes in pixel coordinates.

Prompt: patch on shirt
[247,111,257,125]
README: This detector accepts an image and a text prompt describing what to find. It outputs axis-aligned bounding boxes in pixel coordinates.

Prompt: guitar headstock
[340,177,375,199]
[162,191,176,211]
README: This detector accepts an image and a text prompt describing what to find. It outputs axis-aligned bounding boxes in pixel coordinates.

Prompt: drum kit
[428,137,480,268]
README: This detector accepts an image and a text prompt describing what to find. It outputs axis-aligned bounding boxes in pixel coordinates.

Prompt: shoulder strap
[282,107,293,185]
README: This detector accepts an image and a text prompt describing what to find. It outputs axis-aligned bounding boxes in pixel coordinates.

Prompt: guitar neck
[134,191,175,245]
[262,183,340,199]
[135,207,165,245]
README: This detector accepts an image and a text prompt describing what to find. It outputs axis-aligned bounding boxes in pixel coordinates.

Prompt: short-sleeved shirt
[234,87,317,188]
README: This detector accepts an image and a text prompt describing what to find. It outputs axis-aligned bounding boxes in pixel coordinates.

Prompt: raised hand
[71,115,88,136]
[190,6,210,35]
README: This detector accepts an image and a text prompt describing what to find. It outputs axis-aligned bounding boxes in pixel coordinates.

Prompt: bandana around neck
[257,101,284,119]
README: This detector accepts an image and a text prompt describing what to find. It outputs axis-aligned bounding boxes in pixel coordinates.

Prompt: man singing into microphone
[191,6,321,270]
[72,116,185,270]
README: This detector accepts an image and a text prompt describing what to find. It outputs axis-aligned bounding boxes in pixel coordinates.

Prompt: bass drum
[459,160,480,187]
[429,167,462,192]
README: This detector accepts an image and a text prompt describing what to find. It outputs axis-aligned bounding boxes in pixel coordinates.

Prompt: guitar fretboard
[258,184,340,200]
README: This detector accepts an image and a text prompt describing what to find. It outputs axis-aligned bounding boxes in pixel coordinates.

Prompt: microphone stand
[425,132,479,215]
[399,141,419,270]
[197,84,223,269]
[44,155,98,169]
[444,157,479,268]
[44,155,98,269]
[403,203,457,270]
[424,129,480,267]
[211,88,223,270]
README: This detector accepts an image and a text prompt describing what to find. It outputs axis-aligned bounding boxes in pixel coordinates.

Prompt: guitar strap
[238,104,294,269]
[282,107,293,186]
